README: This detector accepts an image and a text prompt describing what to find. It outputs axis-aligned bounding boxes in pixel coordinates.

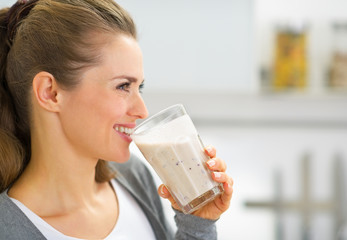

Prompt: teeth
[115,126,133,136]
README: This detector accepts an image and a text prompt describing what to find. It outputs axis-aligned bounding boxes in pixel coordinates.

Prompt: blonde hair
[0,0,136,192]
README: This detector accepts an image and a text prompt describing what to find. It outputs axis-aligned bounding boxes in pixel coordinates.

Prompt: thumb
[157,184,181,210]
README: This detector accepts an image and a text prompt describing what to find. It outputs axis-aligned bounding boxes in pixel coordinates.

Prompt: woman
[0,0,233,239]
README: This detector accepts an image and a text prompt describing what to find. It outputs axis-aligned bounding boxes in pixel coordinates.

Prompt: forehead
[99,33,142,71]
[77,32,143,82]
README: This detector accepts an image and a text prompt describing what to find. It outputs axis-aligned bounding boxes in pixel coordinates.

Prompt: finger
[206,158,227,172]
[158,184,171,198]
[220,177,234,204]
[204,145,216,158]
[157,184,180,210]
[213,177,233,213]
[211,172,229,182]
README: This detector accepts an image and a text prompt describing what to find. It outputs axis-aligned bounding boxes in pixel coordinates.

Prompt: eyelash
[116,82,145,93]
[139,82,145,93]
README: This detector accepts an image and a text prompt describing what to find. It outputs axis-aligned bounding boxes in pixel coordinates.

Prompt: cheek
[60,91,126,146]
[59,95,96,146]
[89,96,127,125]
[69,100,121,136]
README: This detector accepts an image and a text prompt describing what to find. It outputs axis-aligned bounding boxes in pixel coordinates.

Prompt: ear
[32,71,61,112]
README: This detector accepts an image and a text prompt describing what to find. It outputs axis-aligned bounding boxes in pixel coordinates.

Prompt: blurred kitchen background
[117,1,347,239]
[2,0,347,239]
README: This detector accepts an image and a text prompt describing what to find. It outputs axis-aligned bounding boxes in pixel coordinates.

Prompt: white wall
[0,0,16,8]
[117,0,256,93]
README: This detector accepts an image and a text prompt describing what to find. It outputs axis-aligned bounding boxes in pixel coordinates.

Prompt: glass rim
[132,104,186,136]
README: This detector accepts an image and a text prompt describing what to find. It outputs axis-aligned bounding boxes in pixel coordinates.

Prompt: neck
[9,115,105,216]
[29,146,99,201]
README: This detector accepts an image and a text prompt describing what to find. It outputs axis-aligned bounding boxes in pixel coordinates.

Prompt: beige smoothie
[132,114,222,213]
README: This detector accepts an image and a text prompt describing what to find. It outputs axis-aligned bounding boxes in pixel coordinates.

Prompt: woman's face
[59,34,148,163]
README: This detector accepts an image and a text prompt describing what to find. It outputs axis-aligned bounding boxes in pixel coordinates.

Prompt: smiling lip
[113,123,136,143]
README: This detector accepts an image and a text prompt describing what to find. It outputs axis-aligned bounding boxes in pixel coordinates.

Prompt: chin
[108,150,131,163]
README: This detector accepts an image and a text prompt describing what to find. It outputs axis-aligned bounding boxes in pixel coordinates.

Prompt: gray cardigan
[0,155,217,240]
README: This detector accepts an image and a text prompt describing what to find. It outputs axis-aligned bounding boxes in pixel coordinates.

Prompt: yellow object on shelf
[272,28,307,90]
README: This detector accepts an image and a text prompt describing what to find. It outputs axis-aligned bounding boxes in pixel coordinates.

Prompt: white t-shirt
[9,179,156,240]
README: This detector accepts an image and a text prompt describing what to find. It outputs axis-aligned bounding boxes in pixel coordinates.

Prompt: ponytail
[0,8,25,193]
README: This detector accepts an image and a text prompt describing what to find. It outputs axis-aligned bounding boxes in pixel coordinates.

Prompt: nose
[130,92,148,120]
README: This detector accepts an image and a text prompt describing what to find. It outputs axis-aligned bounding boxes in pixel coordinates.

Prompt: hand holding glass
[131,104,224,214]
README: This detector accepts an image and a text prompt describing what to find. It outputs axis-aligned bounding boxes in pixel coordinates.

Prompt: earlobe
[32,72,60,112]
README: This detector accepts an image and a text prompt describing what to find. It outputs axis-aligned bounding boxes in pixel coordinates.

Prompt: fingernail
[160,186,165,195]
[214,172,221,179]
[205,146,213,153]
[207,160,216,168]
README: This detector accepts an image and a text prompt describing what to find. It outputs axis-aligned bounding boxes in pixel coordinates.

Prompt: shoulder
[109,154,174,239]
[108,154,160,203]
[0,191,18,227]
[108,154,162,212]
[109,154,154,187]
[0,191,45,239]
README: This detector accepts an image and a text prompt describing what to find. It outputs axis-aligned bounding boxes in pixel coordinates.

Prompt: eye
[116,82,131,92]
[139,82,145,93]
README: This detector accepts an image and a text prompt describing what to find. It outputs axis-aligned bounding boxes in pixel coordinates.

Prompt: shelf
[141,90,347,128]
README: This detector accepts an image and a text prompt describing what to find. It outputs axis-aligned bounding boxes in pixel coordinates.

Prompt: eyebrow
[111,75,144,84]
